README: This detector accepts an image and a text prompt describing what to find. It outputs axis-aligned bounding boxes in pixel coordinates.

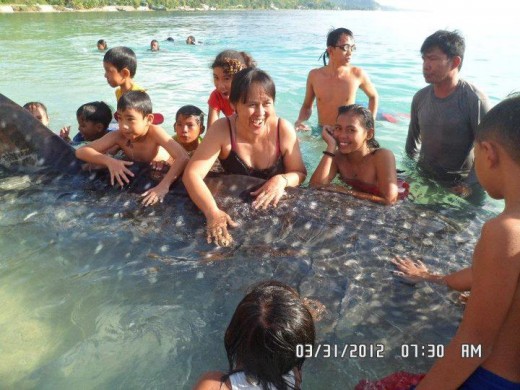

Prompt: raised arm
[182,120,238,246]
[141,125,189,206]
[294,70,316,131]
[75,131,134,187]
[309,126,338,186]
[417,220,520,389]
[251,119,307,209]
[359,70,379,120]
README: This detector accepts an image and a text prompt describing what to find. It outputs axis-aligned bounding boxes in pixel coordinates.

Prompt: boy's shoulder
[480,212,520,261]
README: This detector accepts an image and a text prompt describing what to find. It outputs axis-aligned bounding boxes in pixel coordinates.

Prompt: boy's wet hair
[229,68,275,106]
[97,39,107,48]
[76,101,113,130]
[23,101,48,114]
[321,27,354,65]
[211,50,257,76]
[175,105,206,134]
[476,93,520,163]
[421,30,465,70]
[117,91,152,116]
[223,280,315,390]
[103,46,137,78]
[337,104,380,149]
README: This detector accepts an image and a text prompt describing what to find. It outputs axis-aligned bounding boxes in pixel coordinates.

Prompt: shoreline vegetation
[0,0,384,13]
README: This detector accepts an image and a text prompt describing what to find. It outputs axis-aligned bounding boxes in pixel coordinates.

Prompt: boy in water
[76,91,189,207]
[23,101,50,127]
[103,46,145,103]
[60,101,113,145]
[392,95,520,389]
[295,27,378,131]
[173,105,205,155]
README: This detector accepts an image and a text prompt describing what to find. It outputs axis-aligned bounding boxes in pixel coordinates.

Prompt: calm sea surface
[0,9,518,389]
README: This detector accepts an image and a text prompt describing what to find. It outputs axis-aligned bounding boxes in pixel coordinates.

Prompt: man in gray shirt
[406,30,491,200]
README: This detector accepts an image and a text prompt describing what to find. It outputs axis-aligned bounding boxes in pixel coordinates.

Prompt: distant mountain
[327,0,381,10]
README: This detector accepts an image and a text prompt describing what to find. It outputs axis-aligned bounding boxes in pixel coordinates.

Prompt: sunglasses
[334,44,356,52]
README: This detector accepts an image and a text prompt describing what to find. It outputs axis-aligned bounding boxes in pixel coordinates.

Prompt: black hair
[229,68,276,106]
[476,93,520,163]
[23,101,48,114]
[117,91,152,116]
[421,30,465,70]
[320,27,354,65]
[337,104,380,149]
[186,35,196,45]
[76,101,113,130]
[211,50,257,75]
[97,39,107,48]
[223,280,315,390]
[175,105,206,134]
[103,46,137,77]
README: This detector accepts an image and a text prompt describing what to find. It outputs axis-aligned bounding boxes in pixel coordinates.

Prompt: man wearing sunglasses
[295,27,378,132]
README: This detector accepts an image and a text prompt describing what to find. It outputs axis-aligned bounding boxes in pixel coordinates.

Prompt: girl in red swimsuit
[207,50,257,130]
[310,104,409,205]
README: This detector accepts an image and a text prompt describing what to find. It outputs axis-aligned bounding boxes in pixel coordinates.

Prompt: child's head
[174,105,205,149]
[150,39,159,51]
[76,101,112,141]
[186,35,196,45]
[103,46,137,88]
[224,280,315,389]
[322,27,355,65]
[23,101,49,126]
[97,39,107,51]
[211,50,257,101]
[334,104,379,153]
[474,94,520,198]
[229,68,275,107]
[116,91,153,140]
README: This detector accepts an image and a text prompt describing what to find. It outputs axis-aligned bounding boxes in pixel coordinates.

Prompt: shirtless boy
[76,91,189,207]
[393,95,520,389]
[295,28,378,130]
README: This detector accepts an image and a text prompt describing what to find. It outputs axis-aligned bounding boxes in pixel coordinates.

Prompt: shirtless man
[294,28,378,131]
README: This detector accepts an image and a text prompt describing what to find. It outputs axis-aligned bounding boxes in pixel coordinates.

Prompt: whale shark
[0,93,488,388]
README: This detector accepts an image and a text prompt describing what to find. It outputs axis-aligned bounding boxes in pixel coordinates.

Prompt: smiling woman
[183,67,307,246]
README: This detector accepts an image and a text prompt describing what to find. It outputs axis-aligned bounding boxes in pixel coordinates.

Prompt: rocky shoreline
[0,4,218,13]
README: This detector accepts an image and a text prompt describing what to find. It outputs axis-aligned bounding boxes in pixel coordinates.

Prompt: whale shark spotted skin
[0,93,486,388]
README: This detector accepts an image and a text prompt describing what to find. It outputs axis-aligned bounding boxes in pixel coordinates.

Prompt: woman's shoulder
[193,371,230,390]
[373,148,395,160]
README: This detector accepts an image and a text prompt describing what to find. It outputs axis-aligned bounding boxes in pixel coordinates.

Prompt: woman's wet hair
[320,27,354,65]
[76,101,112,130]
[211,50,257,76]
[229,68,275,106]
[117,91,152,116]
[476,92,520,164]
[175,105,206,134]
[103,46,137,77]
[223,280,315,390]
[337,104,380,149]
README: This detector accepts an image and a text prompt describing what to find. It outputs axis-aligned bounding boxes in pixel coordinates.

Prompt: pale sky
[377,0,518,12]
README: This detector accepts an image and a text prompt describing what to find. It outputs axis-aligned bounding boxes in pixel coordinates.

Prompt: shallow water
[0,8,517,389]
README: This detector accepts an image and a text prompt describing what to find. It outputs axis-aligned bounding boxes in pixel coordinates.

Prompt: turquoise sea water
[0,9,518,389]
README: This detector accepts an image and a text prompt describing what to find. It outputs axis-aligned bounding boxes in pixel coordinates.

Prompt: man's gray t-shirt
[405,79,491,184]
